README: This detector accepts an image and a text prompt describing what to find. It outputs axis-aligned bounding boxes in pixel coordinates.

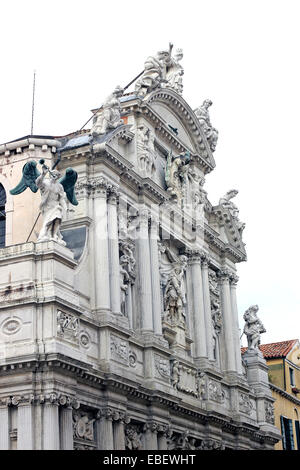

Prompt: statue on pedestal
[10,159,78,245]
[242,305,266,351]
[165,150,190,201]
[219,189,246,235]
[163,263,186,325]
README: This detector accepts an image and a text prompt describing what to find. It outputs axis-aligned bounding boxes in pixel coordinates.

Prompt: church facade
[0,45,281,450]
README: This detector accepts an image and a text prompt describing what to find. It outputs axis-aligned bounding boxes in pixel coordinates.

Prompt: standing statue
[136,125,156,176]
[163,263,186,324]
[165,150,190,200]
[242,305,266,351]
[166,47,184,94]
[219,189,245,235]
[90,86,124,137]
[10,159,78,245]
[194,99,218,152]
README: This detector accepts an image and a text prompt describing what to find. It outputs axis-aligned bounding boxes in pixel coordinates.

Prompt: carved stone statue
[171,360,180,389]
[135,48,171,97]
[90,86,123,137]
[165,47,184,94]
[136,125,156,176]
[242,305,266,351]
[165,150,190,200]
[163,263,186,324]
[194,99,218,152]
[36,167,67,245]
[125,425,143,450]
[219,189,245,235]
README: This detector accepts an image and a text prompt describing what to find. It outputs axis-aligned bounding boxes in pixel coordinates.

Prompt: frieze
[239,393,254,415]
[208,380,225,403]
[110,334,129,365]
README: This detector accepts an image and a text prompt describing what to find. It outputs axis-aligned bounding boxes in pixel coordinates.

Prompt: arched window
[0,184,6,248]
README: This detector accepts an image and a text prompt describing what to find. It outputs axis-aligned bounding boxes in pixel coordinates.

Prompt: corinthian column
[17,397,34,449]
[93,178,111,312]
[43,395,60,450]
[218,269,236,373]
[201,253,215,361]
[149,215,162,335]
[96,408,114,450]
[230,274,243,375]
[137,208,153,332]
[188,251,207,359]
[107,188,121,315]
[59,400,74,450]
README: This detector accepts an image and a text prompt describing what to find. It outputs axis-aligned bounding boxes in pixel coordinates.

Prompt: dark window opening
[0,184,6,248]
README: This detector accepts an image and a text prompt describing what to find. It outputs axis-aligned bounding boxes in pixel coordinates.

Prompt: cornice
[270,383,300,406]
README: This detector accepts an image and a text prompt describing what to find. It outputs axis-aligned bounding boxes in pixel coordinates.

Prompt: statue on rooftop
[194,99,218,152]
[10,159,78,245]
[90,86,124,137]
[219,189,245,235]
[165,47,184,94]
[242,305,266,351]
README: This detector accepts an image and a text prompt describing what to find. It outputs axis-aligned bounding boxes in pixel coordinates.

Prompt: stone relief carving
[194,99,218,152]
[208,269,220,298]
[211,299,222,334]
[79,330,91,349]
[171,360,200,397]
[135,44,173,97]
[168,430,200,450]
[242,305,266,351]
[73,410,96,450]
[110,334,129,365]
[136,125,157,177]
[181,165,207,214]
[239,393,253,415]
[128,350,137,368]
[119,239,136,316]
[208,380,225,403]
[90,86,124,137]
[163,259,187,326]
[1,317,22,335]
[125,424,143,450]
[265,401,275,424]
[154,354,171,380]
[165,150,190,201]
[196,371,207,400]
[57,311,79,342]
[200,439,225,450]
[219,189,245,235]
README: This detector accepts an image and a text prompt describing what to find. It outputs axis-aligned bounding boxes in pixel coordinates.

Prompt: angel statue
[10,159,78,245]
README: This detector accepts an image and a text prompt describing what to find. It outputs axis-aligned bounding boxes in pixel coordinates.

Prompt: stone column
[218,269,236,373]
[93,179,111,312]
[149,215,162,336]
[113,412,130,450]
[96,408,114,450]
[137,208,153,332]
[59,399,74,450]
[144,422,158,450]
[0,402,9,450]
[201,253,215,361]
[17,398,34,450]
[157,425,170,450]
[230,274,243,375]
[188,251,207,359]
[107,188,121,315]
[43,395,60,450]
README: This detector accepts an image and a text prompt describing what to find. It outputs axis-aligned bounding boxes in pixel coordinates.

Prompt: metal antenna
[31,70,36,135]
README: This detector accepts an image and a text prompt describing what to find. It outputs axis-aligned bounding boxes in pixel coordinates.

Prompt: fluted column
[107,188,121,315]
[43,395,60,450]
[94,179,111,311]
[113,412,130,450]
[144,422,158,450]
[0,402,9,450]
[218,269,236,373]
[230,274,243,375]
[201,253,215,361]
[137,208,153,332]
[149,215,162,335]
[17,397,34,449]
[188,251,207,359]
[96,407,114,450]
[59,400,74,450]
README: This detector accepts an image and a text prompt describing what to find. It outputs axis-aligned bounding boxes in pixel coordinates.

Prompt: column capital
[229,273,239,286]
[186,249,202,264]
[138,208,150,229]
[107,186,119,204]
[143,421,158,434]
[217,268,231,282]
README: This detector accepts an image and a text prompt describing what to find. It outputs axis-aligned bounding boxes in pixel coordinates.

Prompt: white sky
[0,0,299,345]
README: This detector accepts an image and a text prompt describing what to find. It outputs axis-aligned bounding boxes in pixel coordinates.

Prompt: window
[295,421,300,451]
[0,184,6,248]
[281,416,295,450]
[289,367,295,387]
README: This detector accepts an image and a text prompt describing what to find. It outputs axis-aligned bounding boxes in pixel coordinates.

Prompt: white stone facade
[0,60,281,450]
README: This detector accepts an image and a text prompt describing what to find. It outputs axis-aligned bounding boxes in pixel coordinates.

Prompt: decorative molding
[154,354,171,380]
[57,310,80,342]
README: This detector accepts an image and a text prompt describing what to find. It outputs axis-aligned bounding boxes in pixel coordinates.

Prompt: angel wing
[59,168,78,206]
[10,160,41,195]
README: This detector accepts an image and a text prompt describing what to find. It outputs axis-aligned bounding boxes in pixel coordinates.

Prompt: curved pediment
[143,88,216,172]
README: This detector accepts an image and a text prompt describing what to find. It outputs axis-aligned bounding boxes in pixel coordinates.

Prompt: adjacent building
[0,46,281,450]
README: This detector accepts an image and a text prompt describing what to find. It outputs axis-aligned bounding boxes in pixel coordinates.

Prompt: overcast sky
[0,0,299,345]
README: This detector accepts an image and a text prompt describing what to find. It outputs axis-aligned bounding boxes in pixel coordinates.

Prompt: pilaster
[137,208,153,332]
[149,214,163,336]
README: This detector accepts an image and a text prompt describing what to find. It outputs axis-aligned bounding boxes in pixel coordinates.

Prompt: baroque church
[0,45,281,450]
